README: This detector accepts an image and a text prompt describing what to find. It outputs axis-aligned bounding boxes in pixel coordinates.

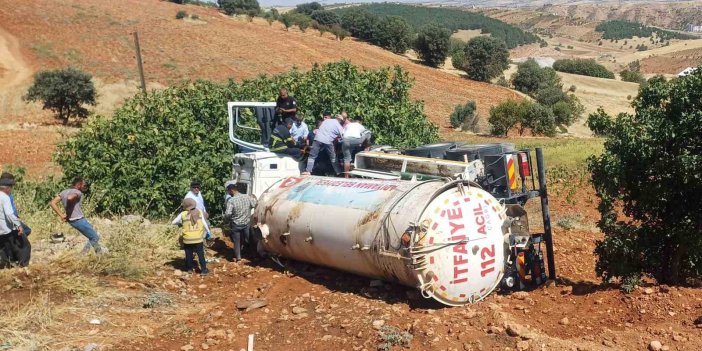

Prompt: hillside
[0,0,522,176]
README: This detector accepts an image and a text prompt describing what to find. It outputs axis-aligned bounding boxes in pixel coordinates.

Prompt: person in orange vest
[171,198,209,276]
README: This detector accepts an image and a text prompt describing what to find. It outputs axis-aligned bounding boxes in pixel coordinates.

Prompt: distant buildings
[685,24,702,33]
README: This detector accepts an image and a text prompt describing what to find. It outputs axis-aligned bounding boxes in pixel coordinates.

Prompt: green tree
[311,10,340,26]
[293,13,312,32]
[55,61,439,217]
[280,12,294,31]
[330,24,350,41]
[588,68,702,285]
[413,24,451,67]
[176,10,188,19]
[488,99,523,136]
[462,36,509,82]
[24,67,97,125]
[551,98,583,127]
[521,102,556,137]
[339,8,379,42]
[376,16,413,54]
[449,100,477,130]
[511,59,560,96]
[586,107,613,136]
[218,0,259,16]
[295,2,322,16]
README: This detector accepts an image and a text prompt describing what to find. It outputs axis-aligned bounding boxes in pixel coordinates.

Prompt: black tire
[402,142,462,159]
[444,143,515,162]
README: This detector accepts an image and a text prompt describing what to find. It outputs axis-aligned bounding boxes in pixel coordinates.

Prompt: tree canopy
[334,3,540,49]
[413,23,451,67]
[24,67,97,124]
[588,68,702,285]
[461,36,509,82]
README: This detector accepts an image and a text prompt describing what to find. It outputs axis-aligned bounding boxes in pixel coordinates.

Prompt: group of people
[0,174,106,269]
[270,88,372,177]
[0,173,255,276]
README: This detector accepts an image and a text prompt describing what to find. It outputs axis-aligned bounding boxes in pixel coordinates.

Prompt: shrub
[521,102,556,137]
[218,0,259,16]
[24,67,97,125]
[413,24,451,67]
[462,36,509,82]
[190,14,200,20]
[55,61,439,217]
[589,68,702,285]
[176,11,188,19]
[449,100,477,130]
[495,76,509,87]
[619,69,646,84]
[553,59,615,79]
[376,16,413,54]
[568,84,577,92]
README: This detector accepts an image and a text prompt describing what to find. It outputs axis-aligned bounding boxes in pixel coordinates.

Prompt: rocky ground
[3,186,701,351]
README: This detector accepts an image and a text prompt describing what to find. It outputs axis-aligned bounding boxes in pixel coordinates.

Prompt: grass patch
[162,62,177,70]
[46,273,98,296]
[143,291,173,308]
[377,325,413,351]
[64,48,81,62]
[442,134,604,170]
[0,293,58,349]
[30,43,57,60]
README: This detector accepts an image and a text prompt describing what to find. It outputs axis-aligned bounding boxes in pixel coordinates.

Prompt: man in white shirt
[341,116,372,177]
[290,114,309,146]
[184,180,213,243]
[0,177,26,267]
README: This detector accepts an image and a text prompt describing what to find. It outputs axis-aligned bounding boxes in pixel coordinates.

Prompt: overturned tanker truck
[227,102,556,306]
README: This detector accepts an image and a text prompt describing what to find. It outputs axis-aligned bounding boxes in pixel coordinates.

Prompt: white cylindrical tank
[255,176,507,306]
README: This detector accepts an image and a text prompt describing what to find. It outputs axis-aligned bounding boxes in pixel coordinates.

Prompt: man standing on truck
[341,116,371,178]
[49,177,108,255]
[275,88,297,126]
[223,182,257,262]
[303,113,344,176]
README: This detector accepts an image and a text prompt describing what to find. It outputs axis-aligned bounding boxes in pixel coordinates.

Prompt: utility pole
[133,31,146,93]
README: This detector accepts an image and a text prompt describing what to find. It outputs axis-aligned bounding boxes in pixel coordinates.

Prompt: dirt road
[0,26,32,118]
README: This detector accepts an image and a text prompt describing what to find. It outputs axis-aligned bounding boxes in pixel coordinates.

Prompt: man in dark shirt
[275,88,298,125]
